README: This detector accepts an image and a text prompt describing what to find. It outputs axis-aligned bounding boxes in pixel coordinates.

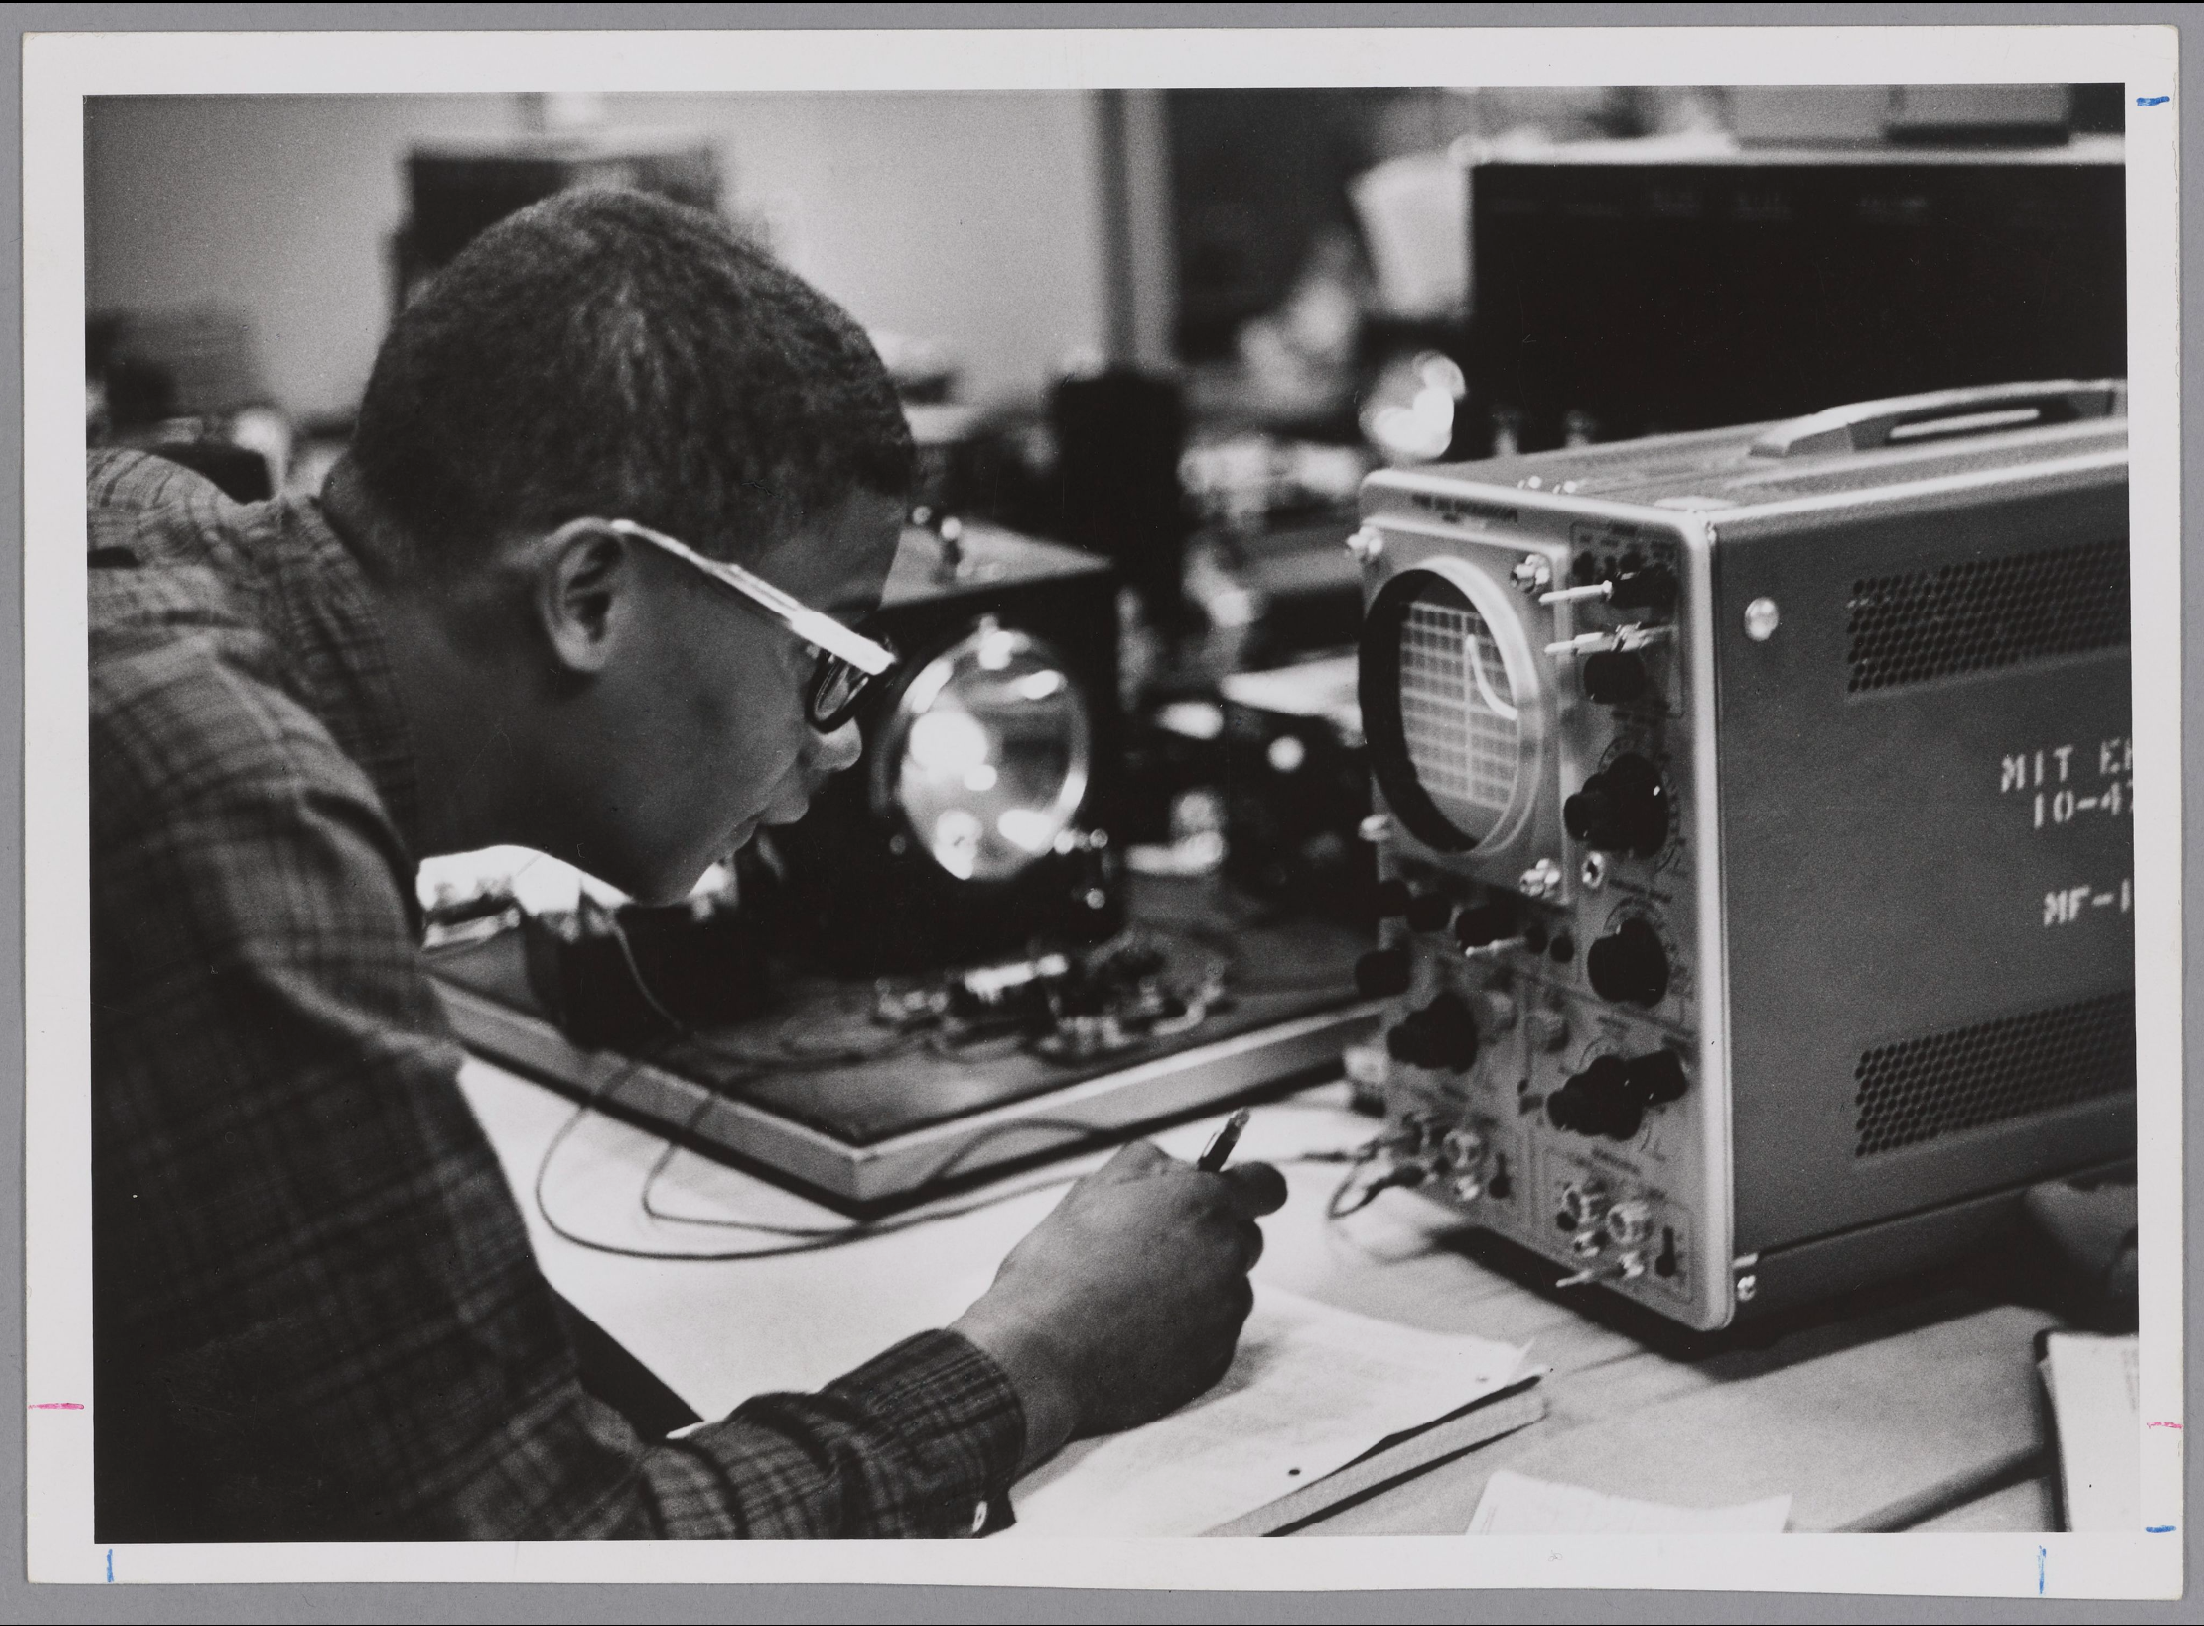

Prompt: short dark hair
[343,188,912,574]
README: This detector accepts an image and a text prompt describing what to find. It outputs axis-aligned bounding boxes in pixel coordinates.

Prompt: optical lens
[810,656,869,730]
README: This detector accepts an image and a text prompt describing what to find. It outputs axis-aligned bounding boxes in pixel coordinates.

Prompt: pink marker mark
[28,1402,84,1410]
[2148,1420,2183,1430]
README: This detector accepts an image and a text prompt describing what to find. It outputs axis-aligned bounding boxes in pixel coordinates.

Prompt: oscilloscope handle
[1747,380,2127,461]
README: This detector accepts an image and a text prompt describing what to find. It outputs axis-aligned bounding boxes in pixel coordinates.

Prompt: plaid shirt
[88,450,1024,1540]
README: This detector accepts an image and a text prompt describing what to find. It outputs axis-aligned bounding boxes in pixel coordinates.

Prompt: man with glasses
[89,189,1283,1540]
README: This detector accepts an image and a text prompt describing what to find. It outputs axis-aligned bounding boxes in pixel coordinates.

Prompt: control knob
[1452,897,1520,949]
[1383,992,1480,1073]
[1580,650,1649,706]
[1544,1048,1689,1140]
[1608,562,1678,612]
[1585,917,1671,1007]
[1353,948,1413,999]
[1563,754,1669,857]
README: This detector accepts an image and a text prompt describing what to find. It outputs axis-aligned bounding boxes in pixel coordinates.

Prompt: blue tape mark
[105,1549,112,1582]
[2138,96,2170,106]
[2149,1524,2176,1532]
[2038,1545,2046,1595]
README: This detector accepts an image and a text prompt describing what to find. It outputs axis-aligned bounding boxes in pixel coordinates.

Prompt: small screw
[1358,813,1394,844]
[1511,554,1553,595]
[1736,1272,1759,1303]
[1580,852,1608,890]
[1346,526,1385,562]
[1744,597,1781,641]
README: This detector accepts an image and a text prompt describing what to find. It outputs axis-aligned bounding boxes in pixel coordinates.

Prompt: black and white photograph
[20,17,2185,1603]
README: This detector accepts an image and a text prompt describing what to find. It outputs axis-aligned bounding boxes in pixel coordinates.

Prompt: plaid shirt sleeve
[90,465,1025,1542]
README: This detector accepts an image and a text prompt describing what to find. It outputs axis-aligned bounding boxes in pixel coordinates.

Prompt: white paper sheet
[2042,1332,2141,1532]
[1002,1286,1527,1538]
[1466,1469,1793,1534]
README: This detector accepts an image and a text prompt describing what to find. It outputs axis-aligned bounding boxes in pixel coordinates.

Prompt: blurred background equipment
[1461,134,2126,454]
[1047,365,1192,630]
[769,516,1128,975]
[393,127,723,309]
[1732,83,2078,147]
[86,305,286,500]
[1218,655,1372,921]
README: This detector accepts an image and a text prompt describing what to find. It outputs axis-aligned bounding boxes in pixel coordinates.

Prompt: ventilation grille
[1846,540,2128,694]
[1854,991,2134,1157]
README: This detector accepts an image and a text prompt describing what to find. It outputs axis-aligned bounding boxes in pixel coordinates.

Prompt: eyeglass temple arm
[609,519,898,676]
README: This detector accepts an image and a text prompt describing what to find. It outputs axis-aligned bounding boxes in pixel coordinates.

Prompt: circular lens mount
[1360,555,1548,855]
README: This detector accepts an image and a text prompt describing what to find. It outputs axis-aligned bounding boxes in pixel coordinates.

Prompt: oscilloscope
[1348,381,2135,1328]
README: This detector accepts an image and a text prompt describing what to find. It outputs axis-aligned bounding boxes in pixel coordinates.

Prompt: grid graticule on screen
[1399,599,1517,840]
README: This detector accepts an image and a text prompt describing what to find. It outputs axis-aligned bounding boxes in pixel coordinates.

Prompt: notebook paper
[1003,1286,1527,1538]
[2042,1331,2141,1531]
[1468,1468,1793,1534]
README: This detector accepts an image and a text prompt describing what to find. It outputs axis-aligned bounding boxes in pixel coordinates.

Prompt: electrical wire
[529,901,1382,1261]
[589,899,922,1074]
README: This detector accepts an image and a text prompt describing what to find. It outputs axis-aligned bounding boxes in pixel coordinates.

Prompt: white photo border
[22,20,2184,1597]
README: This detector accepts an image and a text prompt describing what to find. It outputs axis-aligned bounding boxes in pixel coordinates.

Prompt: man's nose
[809,717,864,779]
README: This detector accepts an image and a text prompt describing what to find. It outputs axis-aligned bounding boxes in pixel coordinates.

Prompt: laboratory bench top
[457,1057,2068,1537]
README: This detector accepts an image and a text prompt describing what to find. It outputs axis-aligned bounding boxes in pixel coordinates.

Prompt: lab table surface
[457,1059,2062,1535]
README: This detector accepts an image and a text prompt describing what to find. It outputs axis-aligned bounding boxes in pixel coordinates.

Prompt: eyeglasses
[605,518,900,732]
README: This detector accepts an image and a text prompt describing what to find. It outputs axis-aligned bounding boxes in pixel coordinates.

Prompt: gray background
[9,3,2196,1620]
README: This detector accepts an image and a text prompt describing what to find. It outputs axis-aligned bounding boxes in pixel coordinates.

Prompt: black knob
[1608,563,1677,612]
[1384,993,1479,1073]
[1580,650,1649,706]
[1422,993,1480,1072]
[1624,1048,1688,1105]
[1404,891,1455,934]
[1385,1019,1430,1066]
[1545,1055,1643,1139]
[1452,897,1520,949]
[1586,917,1670,1007]
[1546,1050,1685,1141]
[1563,754,1669,857]
[1354,948,1413,999]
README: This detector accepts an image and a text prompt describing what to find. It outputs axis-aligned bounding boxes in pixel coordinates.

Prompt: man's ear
[532,518,635,674]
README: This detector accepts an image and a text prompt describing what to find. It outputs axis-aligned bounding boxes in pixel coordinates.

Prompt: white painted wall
[85,91,1110,420]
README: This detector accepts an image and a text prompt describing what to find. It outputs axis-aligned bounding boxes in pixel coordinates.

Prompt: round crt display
[885,620,1092,882]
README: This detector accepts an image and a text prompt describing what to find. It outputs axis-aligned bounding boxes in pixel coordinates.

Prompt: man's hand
[950,1140,1289,1473]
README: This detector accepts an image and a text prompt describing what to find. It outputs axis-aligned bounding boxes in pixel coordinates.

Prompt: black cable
[534,1066,1385,1263]
[532,900,1375,1260]
[591,900,921,1074]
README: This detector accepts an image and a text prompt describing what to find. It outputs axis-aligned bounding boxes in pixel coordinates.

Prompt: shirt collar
[262,494,429,864]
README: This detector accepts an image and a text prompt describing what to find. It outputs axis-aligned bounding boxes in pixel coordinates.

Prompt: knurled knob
[1586,918,1670,1008]
[1563,754,1669,857]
